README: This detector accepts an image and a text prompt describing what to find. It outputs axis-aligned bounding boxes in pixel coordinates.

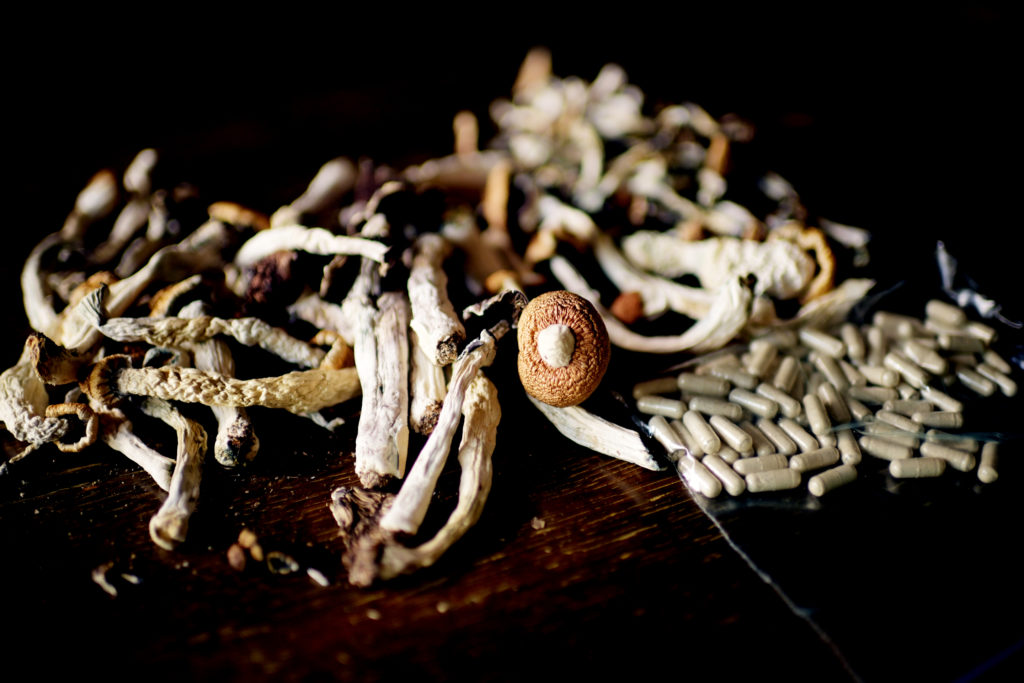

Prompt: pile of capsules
[634,299,1016,498]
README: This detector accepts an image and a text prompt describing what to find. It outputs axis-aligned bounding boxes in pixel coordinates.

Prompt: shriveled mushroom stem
[100,413,175,491]
[379,330,499,536]
[86,357,360,415]
[287,292,354,345]
[141,398,206,551]
[409,330,447,435]
[527,396,661,471]
[550,255,753,354]
[408,233,465,366]
[378,374,500,579]
[233,224,388,269]
[98,315,326,368]
[270,157,356,228]
[179,300,259,467]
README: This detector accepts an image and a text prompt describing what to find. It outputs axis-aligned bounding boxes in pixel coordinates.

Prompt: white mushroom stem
[21,233,65,339]
[233,224,388,269]
[591,233,714,319]
[60,170,119,242]
[745,278,876,335]
[287,292,355,346]
[100,412,175,491]
[408,233,465,366]
[379,330,498,536]
[270,157,356,228]
[378,374,500,579]
[88,196,151,265]
[179,300,259,468]
[409,330,447,435]
[98,314,326,368]
[550,255,753,354]
[141,398,206,551]
[627,158,704,222]
[527,396,661,471]
[621,230,815,300]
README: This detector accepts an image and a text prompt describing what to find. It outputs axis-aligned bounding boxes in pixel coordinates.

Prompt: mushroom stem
[409,330,447,435]
[408,233,465,366]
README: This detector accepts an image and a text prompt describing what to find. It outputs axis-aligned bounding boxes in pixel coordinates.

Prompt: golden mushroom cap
[517,290,611,407]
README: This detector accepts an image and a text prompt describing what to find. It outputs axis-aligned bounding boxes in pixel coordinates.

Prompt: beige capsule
[847,385,899,405]
[875,410,925,436]
[859,365,899,388]
[811,353,849,392]
[889,457,947,479]
[772,356,800,393]
[859,434,913,461]
[676,372,731,398]
[919,442,976,472]
[884,351,930,388]
[729,387,779,419]
[925,299,967,328]
[798,327,846,359]
[846,397,874,422]
[911,410,963,429]
[739,420,777,457]
[687,395,744,421]
[675,453,722,498]
[709,415,754,454]
[883,399,932,416]
[982,349,1012,375]
[744,339,778,379]
[975,363,1018,397]
[965,320,997,345]
[873,311,922,338]
[636,395,686,420]
[862,421,919,448]
[919,385,964,412]
[938,333,985,354]
[756,382,802,418]
[790,446,841,473]
[836,429,862,465]
[777,417,819,452]
[682,410,721,455]
[707,364,759,391]
[978,442,999,483]
[632,376,681,399]
[702,454,746,496]
[670,419,704,458]
[802,393,832,437]
[755,418,798,456]
[648,415,685,459]
[839,359,867,387]
[818,381,852,424]
[716,445,742,464]
[808,464,858,496]
[732,453,789,475]
[746,468,801,493]
[955,365,996,396]
[925,429,979,453]
[840,323,866,363]
[902,339,948,375]
[866,325,887,367]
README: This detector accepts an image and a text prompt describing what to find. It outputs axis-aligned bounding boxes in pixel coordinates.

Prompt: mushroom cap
[517,290,610,407]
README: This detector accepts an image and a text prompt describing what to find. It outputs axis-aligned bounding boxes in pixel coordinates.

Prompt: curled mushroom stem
[379,330,499,536]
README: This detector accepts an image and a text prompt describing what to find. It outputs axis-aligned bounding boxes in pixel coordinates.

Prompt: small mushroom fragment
[409,330,447,435]
[517,290,610,407]
[0,340,72,457]
[179,300,259,467]
[141,398,207,551]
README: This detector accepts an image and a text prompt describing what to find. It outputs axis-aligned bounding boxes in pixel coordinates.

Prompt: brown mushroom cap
[517,290,610,407]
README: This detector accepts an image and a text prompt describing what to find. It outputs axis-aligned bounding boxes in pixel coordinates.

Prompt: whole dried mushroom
[517,290,610,407]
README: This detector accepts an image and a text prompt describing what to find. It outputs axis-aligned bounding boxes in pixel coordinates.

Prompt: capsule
[790,446,841,473]
[955,365,996,396]
[648,415,685,458]
[632,376,680,399]
[884,351,930,388]
[839,359,867,387]
[883,399,932,417]
[873,311,920,338]
[925,429,979,453]
[676,453,722,498]
[911,410,963,429]
[677,372,731,398]
[687,396,744,421]
[809,353,848,392]
[925,299,967,328]
[862,421,919,448]
[938,333,985,354]
[709,415,754,454]
[817,382,851,423]
[716,445,741,464]
[975,363,1018,397]
[636,395,686,420]
[847,385,898,405]
[836,429,862,465]
[798,327,846,358]
[756,382,802,418]
[728,387,778,419]
[772,356,799,393]
[682,410,721,455]
[859,434,913,461]
[859,365,899,388]
[732,453,788,475]
[670,420,704,458]
[919,441,976,472]
[982,349,1012,375]
[840,323,866,363]
[702,454,746,496]
[965,320,997,345]
[978,442,999,483]
[778,417,819,452]
[875,410,925,437]
[902,339,947,375]
[707,364,759,391]
[846,397,874,422]
[755,418,798,456]
[889,457,946,479]
[746,468,801,493]
[896,383,919,400]
[866,325,887,366]
[744,339,778,378]
[739,420,776,456]
[919,385,964,412]
[808,464,858,496]
[802,394,832,437]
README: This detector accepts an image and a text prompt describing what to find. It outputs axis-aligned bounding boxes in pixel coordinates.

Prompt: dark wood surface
[3,9,1021,681]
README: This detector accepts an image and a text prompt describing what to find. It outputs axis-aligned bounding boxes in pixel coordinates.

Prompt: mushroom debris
[8,48,1010,587]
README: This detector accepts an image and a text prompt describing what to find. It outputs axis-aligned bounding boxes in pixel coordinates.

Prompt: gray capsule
[919,441,976,472]
[889,457,947,479]
[744,339,778,379]
[808,464,858,496]
[798,327,846,358]
[840,323,866,363]
[873,311,921,338]
[677,372,731,397]
[733,453,789,475]
[746,468,801,493]
[707,364,759,390]
[632,377,681,398]
[729,387,778,419]
[938,333,985,354]
[790,446,841,473]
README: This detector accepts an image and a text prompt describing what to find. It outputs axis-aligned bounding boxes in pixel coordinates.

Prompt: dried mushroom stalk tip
[408,233,465,366]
